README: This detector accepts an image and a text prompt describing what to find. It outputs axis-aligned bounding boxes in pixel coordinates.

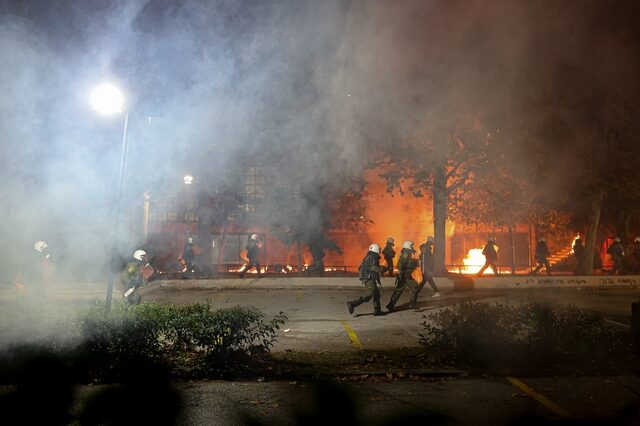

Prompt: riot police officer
[347,243,385,316]
[122,249,148,306]
[531,237,551,275]
[477,238,499,276]
[607,237,625,275]
[416,236,440,299]
[240,234,261,278]
[386,240,420,312]
[382,237,396,277]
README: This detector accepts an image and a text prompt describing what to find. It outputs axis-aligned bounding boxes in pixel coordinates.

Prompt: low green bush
[0,300,287,381]
[419,302,631,373]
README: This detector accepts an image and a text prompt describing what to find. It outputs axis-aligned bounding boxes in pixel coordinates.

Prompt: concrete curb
[3,275,640,295]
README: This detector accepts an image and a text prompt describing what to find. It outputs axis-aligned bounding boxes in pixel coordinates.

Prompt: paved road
[3,279,640,424]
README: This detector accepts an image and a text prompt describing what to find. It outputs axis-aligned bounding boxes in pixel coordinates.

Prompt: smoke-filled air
[1,0,639,282]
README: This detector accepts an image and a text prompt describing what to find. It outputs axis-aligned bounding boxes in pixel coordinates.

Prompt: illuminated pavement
[3,277,640,423]
[5,275,636,352]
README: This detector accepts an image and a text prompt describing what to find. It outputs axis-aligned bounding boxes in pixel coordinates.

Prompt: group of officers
[347,237,441,317]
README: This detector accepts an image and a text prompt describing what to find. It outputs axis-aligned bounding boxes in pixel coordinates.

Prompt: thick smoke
[1,0,638,285]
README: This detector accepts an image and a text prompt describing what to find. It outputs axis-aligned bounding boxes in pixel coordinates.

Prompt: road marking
[507,377,572,418]
[340,320,362,350]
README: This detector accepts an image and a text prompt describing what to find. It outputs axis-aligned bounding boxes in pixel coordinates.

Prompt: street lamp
[91,83,128,312]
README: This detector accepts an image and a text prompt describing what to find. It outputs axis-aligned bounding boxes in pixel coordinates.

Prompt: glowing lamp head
[91,83,125,115]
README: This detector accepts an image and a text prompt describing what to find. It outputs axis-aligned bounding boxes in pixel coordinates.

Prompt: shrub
[419,302,631,373]
[0,300,287,381]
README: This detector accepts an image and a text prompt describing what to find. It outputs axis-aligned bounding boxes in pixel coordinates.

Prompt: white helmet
[427,236,434,243]
[368,243,381,254]
[133,249,147,261]
[635,237,640,243]
[386,237,394,244]
[251,234,259,241]
[34,241,47,252]
[187,236,194,244]
[402,240,414,250]
[614,237,621,242]
[539,237,546,243]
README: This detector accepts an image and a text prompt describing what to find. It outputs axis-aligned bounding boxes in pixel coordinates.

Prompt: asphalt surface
[3,276,640,424]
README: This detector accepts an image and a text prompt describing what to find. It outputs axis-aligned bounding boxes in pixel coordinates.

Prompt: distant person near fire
[16,240,54,300]
[239,234,261,278]
[607,237,625,275]
[122,249,149,306]
[631,237,640,273]
[531,237,551,275]
[573,236,585,275]
[181,236,196,272]
[417,236,440,298]
[347,243,385,316]
[382,237,396,277]
[476,238,499,276]
[386,240,420,312]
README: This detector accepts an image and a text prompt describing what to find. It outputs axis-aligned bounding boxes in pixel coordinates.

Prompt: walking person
[573,236,585,275]
[607,237,625,275]
[476,238,499,276]
[18,240,54,301]
[416,236,440,299]
[386,240,420,312]
[122,249,149,306]
[382,237,396,277]
[531,237,551,275]
[347,244,385,316]
[240,234,262,278]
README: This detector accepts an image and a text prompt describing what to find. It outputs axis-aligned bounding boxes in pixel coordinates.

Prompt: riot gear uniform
[386,242,419,312]
[381,238,395,277]
[122,250,147,306]
[347,246,385,316]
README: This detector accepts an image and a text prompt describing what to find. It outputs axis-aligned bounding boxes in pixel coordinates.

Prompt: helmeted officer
[122,249,148,306]
[477,238,499,276]
[573,237,585,275]
[531,237,551,275]
[181,236,196,272]
[417,236,440,299]
[607,237,625,275]
[240,234,261,278]
[347,243,385,316]
[631,237,640,273]
[381,237,396,277]
[20,240,53,300]
[386,240,420,312]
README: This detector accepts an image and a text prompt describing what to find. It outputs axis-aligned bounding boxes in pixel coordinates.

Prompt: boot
[347,302,354,315]
[374,309,385,316]
[408,294,418,309]
[386,303,394,313]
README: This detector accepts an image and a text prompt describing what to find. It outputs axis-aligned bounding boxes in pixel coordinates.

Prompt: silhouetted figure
[607,237,625,275]
[477,238,499,276]
[631,237,640,273]
[417,236,440,299]
[531,237,551,275]
[573,237,585,275]
[240,234,261,278]
[382,237,396,277]
[181,236,196,272]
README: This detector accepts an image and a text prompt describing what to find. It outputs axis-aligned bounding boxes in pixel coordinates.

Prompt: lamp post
[91,83,128,312]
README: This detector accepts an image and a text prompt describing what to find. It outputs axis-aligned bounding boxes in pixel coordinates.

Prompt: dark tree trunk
[582,190,603,275]
[433,165,447,276]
